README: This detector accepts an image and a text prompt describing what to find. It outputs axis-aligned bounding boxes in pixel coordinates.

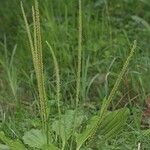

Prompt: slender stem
[76,0,82,107]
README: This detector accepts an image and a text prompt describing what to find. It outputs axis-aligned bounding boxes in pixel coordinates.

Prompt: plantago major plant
[21,0,48,137]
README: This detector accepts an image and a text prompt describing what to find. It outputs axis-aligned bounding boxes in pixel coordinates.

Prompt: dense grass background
[0,0,150,149]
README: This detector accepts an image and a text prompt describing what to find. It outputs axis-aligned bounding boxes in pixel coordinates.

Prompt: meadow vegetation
[0,0,150,149]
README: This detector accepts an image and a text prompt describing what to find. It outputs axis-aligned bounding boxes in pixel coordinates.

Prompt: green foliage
[23,129,59,150]
[0,144,9,150]
[21,0,48,133]
[98,107,130,141]
[23,129,47,149]
[0,0,150,149]
[46,41,61,117]
[0,131,25,150]
[76,0,82,107]
[76,115,99,150]
[0,39,18,102]
[52,110,84,149]
[41,144,60,150]
[75,41,136,149]
[142,129,150,136]
[132,15,150,32]
[76,107,129,149]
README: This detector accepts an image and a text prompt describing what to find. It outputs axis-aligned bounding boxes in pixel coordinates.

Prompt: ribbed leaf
[52,110,84,146]
[76,108,129,149]
[41,144,60,150]
[98,107,130,141]
[0,144,9,150]
[23,129,46,148]
[0,131,25,150]
[76,115,99,150]
[23,129,59,150]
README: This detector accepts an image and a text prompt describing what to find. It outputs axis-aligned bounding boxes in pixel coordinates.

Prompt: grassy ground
[0,0,150,149]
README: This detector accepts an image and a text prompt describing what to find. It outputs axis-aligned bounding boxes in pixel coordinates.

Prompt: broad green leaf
[76,115,99,150]
[76,97,108,150]
[76,108,129,150]
[76,41,136,150]
[41,144,60,150]
[0,144,9,150]
[98,107,130,141]
[23,129,58,149]
[52,110,84,146]
[23,129,46,148]
[0,131,25,150]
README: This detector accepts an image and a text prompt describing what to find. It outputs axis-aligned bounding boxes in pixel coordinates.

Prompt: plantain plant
[75,40,136,150]
[21,0,49,134]
[21,0,136,150]
[0,0,140,150]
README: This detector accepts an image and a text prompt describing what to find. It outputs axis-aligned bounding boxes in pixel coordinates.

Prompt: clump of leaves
[75,41,136,150]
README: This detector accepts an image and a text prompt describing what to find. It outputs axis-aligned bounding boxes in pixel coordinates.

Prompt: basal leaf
[41,144,60,150]
[98,107,130,141]
[76,108,129,149]
[23,129,46,148]
[76,115,99,150]
[52,110,84,146]
[0,131,25,150]
[0,143,9,150]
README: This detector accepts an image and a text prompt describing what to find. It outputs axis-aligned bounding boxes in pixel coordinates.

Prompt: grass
[0,0,150,149]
